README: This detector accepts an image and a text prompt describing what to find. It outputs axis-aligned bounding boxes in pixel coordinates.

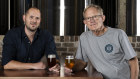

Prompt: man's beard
[26,25,38,32]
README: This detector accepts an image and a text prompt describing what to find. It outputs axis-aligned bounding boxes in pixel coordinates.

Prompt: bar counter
[0,69,103,79]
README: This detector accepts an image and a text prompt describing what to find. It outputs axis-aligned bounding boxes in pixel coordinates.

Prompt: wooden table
[0,69,103,79]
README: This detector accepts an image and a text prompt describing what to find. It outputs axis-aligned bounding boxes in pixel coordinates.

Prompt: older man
[75,4,139,79]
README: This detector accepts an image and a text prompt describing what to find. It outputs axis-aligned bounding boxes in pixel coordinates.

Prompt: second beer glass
[47,54,56,68]
[65,55,74,69]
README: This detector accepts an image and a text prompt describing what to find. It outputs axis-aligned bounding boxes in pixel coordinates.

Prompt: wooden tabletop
[0,69,103,79]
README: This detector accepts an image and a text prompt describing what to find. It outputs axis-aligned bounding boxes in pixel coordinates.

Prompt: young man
[2,7,59,71]
[75,4,139,79]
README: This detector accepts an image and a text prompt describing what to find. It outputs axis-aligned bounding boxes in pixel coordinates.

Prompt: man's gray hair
[83,4,103,18]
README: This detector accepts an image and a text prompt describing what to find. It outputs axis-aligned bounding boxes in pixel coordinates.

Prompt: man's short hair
[83,4,103,18]
[25,7,41,15]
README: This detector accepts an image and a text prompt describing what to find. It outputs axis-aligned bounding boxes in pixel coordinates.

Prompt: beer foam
[48,54,56,58]
[66,56,74,59]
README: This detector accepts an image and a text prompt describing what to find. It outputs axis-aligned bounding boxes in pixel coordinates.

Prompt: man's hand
[63,59,87,74]
[64,65,73,73]
[49,64,60,73]
[72,59,87,72]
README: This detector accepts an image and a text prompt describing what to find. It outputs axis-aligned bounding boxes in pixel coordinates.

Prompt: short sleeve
[119,30,137,60]
[75,38,88,62]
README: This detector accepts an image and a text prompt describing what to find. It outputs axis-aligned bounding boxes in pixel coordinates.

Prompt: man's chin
[31,29,37,32]
[90,28,97,31]
[89,26,97,30]
[91,29,99,32]
[29,27,38,32]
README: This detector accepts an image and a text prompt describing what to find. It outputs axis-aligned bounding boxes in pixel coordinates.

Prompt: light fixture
[60,0,65,36]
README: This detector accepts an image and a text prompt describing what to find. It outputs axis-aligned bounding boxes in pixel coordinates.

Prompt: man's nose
[32,18,37,22]
[89,17,95,22]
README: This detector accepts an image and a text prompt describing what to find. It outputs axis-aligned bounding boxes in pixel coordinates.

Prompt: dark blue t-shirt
[2,26,58,66]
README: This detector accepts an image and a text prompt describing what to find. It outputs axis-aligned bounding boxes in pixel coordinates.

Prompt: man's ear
[102,15,105,22]
[23,15,25,22]
[83,20,87,25]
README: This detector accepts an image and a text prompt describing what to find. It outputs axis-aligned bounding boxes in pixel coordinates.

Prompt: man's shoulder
[108,27,124,34]
[39,29,50,35]
[8,26,24,33]
[40,29,49,33]
[109,27,123,31]
[39,29,53,38]
[3,26,24,42]
[80,31,92,39]
[5,26,23,36]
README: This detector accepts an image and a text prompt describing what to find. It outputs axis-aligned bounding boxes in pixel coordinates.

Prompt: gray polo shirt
[75,27,137,79]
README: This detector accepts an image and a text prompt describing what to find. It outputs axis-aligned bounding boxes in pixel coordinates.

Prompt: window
[126,0,137,36]
[91,0,118,28]
[0,0,118,35]
[0,0,8,35]
[137,0,140,36]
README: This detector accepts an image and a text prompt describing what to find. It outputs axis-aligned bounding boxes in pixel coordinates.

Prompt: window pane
[137,0,140,36]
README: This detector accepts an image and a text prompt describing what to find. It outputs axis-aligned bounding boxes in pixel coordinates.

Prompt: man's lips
[30,23,37,26]
[90,23,96,26]
[31,22,37,25]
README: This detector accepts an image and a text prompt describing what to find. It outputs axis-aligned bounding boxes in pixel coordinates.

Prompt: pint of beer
[65,55,74,69]
[47,54,56,68]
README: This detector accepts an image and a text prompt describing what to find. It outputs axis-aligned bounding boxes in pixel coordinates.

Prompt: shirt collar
[21,26,40,39]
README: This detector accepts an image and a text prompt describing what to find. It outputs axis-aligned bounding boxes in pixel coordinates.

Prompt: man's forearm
[4,60,45,69]
[4,60,34,69]
[129,57,139,79]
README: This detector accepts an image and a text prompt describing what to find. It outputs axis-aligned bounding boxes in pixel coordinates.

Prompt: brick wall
[54,36,79,56]
[0,35,140,61]
[54,36,140,57]
[128,36,140,57]
[0,35,4,62]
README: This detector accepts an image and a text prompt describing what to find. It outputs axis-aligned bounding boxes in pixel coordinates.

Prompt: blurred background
[0,0,138,36]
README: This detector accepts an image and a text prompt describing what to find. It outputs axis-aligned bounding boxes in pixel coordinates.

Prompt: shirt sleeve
[119,30,137,60]
[1,31,17,66]
[45,32,59,60]
[75,38,88,62]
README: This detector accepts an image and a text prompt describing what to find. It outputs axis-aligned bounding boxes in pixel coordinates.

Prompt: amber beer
[65,55,74,69]
[47,54,56,68]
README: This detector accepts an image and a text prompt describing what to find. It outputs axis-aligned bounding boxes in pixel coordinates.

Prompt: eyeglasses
[84,15,102,21]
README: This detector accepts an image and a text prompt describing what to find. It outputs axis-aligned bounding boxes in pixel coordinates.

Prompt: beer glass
[47,54,56,68]
[65,55,74,69]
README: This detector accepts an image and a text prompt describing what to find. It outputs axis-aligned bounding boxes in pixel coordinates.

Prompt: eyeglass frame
[84,15,103,21]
